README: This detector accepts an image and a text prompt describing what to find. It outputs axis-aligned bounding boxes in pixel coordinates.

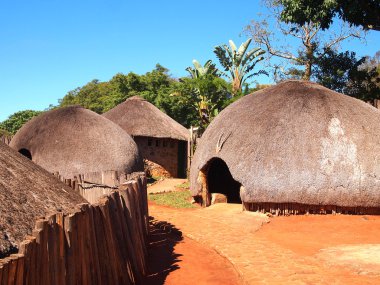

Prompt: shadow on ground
[143,217,183,285]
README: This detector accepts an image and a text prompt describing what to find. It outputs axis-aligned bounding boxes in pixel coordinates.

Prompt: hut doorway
[202,158,241,205]
[18,148,32,160]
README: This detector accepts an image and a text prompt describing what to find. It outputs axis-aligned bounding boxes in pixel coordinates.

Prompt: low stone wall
[0,176,149,285]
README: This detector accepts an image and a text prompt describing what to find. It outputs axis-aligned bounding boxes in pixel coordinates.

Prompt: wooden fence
[0,135,12,145]
[0,175,149,285]
[53,171,145,204]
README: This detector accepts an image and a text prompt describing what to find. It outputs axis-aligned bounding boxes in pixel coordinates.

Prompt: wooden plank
[98,198,120,284]
[32,227,43,285]
[113,190,136,284]
[108,192,132,285]
[118,187,140,283]
[87,205,101,285]
[77,204,89,285]
[14,255,24,285]
[7,255,18,285]
[1,259,9,285]
[55,212,65,285]
[0,263,3,285]
[131,181,148,271]
[39,220,50,285]
[64,211,79,285]
[92,203,111,284]
[47,214,58,285]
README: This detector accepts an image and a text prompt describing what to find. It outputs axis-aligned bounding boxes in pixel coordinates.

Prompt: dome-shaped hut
[103,96,189,178]
[10,106,143,179]
[190,81,380,215]
[0,142,86,257]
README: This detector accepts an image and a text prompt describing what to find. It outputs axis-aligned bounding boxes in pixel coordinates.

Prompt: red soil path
[148,202,380,284]
[256,214,380,256]
[143,218,242,285]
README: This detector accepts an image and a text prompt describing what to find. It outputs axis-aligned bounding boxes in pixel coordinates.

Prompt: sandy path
[148,178,187,194]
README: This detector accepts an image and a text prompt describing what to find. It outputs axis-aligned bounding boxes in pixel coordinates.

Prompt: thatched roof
[103,96,189,141]
[0,142,86,257]
[10,106,143,178]
[190,80,380,208]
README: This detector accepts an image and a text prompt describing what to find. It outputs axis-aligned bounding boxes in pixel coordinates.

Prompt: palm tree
[214,39,267,95]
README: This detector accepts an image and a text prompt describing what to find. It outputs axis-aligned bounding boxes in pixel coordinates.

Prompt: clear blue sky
[0,0,378,121]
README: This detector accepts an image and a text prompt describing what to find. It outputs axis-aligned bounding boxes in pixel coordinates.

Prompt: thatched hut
[0,142,86,257]
[10,106,143,179]
[103,96,189,178]
[190,80,380,215]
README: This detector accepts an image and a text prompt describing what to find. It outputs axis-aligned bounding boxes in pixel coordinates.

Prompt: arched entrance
[201,157,241,205]
[18,148,32,160]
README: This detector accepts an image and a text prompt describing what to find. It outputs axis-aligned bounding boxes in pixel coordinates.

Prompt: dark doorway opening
[177,141,187,178]
[205,158,241,203]
[19,148,32,160]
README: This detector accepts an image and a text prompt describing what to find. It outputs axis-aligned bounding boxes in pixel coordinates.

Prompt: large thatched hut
[190,80,380,215]
[0,142,86,257]
[10,106,143,179]
[103,96,189,178]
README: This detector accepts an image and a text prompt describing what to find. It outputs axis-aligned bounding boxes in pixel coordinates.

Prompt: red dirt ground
[143,218,242,285]
[148,200,380,284]
[256,214,380,256]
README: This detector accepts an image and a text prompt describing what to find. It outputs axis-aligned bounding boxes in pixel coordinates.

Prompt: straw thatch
[190,80,380,211]
[10,106,143,178]
[0,142,86,257]
[103,96,189,141]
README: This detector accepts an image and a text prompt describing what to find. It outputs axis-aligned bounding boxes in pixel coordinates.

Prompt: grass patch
[149,190,196,209]
[146,176,165,186]
[175,181,190,189]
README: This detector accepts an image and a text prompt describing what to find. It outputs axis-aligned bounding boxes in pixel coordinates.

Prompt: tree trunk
[304,60,312,81]
[303,43,314,81]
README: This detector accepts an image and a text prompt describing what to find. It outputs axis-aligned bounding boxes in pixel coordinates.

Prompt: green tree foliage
[314,49,380,102]
[174,74,230,133]
[0,128,11,136]
[245,0,362,81]
[214,39,267,95]
[184,59,230,130]
[280,0,380,31]
[185,59,220,78]
[0,110,43,135]
[58,64,203,128]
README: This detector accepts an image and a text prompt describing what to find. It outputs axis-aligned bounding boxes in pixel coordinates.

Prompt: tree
[245,0,362,81]
[171,60,230,132]
[214,39,267,95]
[314,49,380,102]
[313,48,362,92]
[279,0,380,31]
[0,110,43,135]
[0,128,11,136]
[185,59,220,78]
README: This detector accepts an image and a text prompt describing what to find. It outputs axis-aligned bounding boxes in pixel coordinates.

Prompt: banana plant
[214,39,267,95]
[186,59,221,79]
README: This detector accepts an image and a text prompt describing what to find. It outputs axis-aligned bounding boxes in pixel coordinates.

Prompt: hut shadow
[143,217,183,285]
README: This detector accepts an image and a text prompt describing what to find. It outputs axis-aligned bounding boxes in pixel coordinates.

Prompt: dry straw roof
[0,142,86,257]
[103,96,189,141]
[10,106,143,178]
[190,80,380,208]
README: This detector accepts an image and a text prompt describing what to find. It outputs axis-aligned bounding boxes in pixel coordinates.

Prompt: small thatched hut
[0,142,86,257]
[190,80,380,215]
[10,106,143,179]
[103,96,189,178]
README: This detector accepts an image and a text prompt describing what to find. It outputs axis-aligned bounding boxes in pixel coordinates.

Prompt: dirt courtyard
[146,201,380,284]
